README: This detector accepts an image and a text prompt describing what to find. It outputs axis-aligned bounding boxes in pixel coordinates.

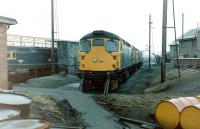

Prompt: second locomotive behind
[78,30,143,93]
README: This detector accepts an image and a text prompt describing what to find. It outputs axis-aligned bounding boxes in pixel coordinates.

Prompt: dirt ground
[23,92,85,128]
[94,64,200,125]
[13,75,128,129]
[12,75,86,129]
[12,64,200,129]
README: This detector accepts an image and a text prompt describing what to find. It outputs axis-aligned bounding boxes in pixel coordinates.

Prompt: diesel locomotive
[78,30,143,94]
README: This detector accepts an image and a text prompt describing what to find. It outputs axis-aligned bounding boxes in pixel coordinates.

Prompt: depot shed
[56,40,79,75]
[169,28,200,67]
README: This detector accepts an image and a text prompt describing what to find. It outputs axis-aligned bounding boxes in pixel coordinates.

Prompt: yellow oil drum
[180,104,200,129]
[0,108,20,122]
[155,97,200,129]
[0,119,49,129]
[195,95,200,101]
[0,93,32,118]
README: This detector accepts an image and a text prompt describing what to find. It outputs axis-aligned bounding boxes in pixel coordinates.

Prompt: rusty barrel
[0,92,32,118]
[0,119,49,129]
[180,104,200,129]
[0,108,20,122]
[155,97,200,129]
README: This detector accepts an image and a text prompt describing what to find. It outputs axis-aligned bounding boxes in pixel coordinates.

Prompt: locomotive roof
[80,30,121,40]
[80,30,140,51]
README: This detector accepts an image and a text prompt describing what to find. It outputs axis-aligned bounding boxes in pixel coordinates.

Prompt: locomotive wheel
[82,79,93,92]
[93,79,105,92]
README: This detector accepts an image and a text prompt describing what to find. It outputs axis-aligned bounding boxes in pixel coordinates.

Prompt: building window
[12,53,16,58]
[183,54,189,58]
[192,41,197,48]
[180,43,185,49]
[7,53,11,58]
[7,52,16,60]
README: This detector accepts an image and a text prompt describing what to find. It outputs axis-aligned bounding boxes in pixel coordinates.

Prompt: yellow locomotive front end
[77,30,142,93]
[79,38,120,72]
[77,31,123,92]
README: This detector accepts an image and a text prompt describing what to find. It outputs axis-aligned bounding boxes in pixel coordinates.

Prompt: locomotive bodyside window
[120,43,122,51]
[105,41,118,52]
[80,40,91,52]
[93,39,104,46]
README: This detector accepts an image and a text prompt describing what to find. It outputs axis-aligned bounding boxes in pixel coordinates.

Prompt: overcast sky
[1,0,200,54]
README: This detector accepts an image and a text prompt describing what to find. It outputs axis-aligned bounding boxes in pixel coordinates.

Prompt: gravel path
[14,83,140,129]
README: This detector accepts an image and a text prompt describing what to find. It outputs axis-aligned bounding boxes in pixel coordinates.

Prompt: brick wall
[0,23,8,89]
[174,58,200,68]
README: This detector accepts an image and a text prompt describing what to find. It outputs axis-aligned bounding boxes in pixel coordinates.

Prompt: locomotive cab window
[80,40,91,52]
[105,40,118,52]
[93,39,104,46]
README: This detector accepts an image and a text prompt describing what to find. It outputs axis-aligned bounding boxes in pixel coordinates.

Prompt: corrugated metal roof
[0,16,17,25]
[170,28,200,45]
[180,28,200,39]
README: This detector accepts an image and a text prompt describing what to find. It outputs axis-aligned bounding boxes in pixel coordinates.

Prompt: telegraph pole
[51,0,55,74]
[182,13,184,39]
[172,0,181,78]
[149,14,152,69]
[161,0,168,83]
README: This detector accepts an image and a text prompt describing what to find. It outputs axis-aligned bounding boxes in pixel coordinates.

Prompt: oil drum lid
[0,108,20,122]
[155,100,180,129]
[0,93,31,105]
[0,119,49,129]
[180,104,200,129]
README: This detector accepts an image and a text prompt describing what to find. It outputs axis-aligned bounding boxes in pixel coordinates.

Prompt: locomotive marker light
[99,57,103,62]
[93,58,97,62]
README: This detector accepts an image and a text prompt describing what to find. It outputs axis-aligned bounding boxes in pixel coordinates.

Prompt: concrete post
[161,0,168,83]
[149,14,152,69]
[0,16,17,89]
[0,24,8,89]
